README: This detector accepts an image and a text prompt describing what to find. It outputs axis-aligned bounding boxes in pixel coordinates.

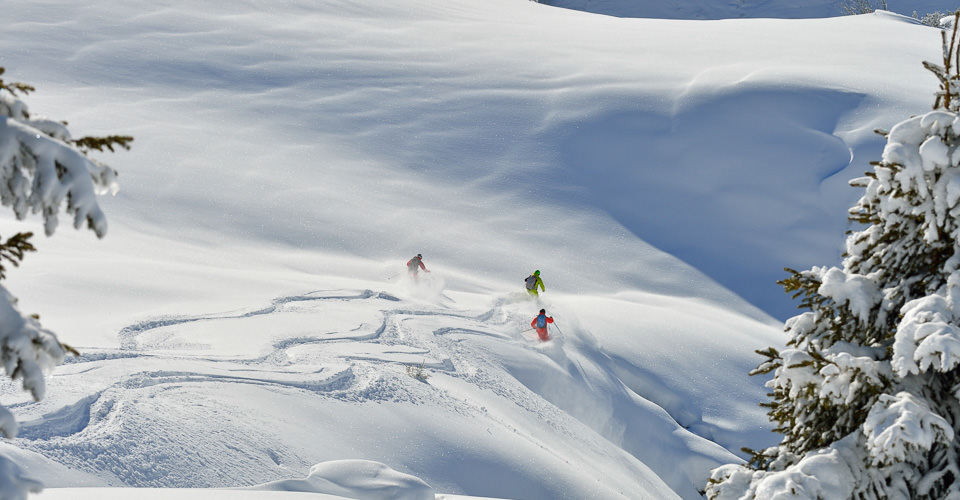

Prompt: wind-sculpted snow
[4,286,776,498]
[15,394,99,440]
[546,86,871,318]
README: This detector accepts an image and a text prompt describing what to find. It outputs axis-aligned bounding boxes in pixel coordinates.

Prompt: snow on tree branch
[894,294,960,376]
[0,286,69,435]
[0,69,128,499]
[0,457,42,500]
[863,392,954,467]
[0,93,119,238]
[708,16,960,500]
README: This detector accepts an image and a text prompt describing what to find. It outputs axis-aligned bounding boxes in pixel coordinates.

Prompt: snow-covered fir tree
[0,68,127,499]
[707,17,960,500]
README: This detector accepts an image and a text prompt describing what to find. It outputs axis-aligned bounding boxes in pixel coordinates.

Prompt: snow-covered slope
[13,285,738,499]
[0,0,949,498]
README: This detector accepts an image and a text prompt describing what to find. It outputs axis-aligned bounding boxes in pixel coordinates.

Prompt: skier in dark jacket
[531,308,554,341]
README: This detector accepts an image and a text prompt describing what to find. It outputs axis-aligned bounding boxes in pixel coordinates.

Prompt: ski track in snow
[9,291,523,474]
[6,287,726,495]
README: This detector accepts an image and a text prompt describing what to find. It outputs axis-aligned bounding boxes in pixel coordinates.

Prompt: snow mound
[251,460,435,500]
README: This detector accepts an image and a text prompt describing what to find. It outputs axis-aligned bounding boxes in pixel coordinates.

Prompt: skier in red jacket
[406,254,429,281]
[531,309,554,341]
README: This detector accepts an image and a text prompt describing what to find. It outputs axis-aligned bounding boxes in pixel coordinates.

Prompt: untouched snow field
[1,0,957,499]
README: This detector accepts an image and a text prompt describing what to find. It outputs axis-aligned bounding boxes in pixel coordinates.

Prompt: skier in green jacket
[524,270,545,296]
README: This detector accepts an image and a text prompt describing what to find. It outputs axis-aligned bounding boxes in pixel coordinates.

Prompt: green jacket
[525,274,544,292]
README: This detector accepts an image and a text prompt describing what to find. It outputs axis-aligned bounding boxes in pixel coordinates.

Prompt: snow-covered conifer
[0,68,127,498]
[707,14,960,500]
[840,0,888,16]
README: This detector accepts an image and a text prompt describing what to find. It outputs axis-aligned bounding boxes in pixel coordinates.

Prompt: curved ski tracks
[8,288,734,497]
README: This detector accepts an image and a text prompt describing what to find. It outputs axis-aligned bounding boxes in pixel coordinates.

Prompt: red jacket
[407,257,427,272]
[531,314,554,330]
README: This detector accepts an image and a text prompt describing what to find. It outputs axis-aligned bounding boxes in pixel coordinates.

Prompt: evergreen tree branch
[0,232,35,281]
[0,67,35,97]
[73,135,135,154]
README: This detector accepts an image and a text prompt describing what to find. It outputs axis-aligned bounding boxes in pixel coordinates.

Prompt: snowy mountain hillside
[0,0,953,499]
[541,0,960,20]
[3,1,946,324]
[9,283,774,499]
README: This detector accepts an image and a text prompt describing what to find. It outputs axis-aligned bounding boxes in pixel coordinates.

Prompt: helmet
[417,254,422,259]
[533,270,540,275]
